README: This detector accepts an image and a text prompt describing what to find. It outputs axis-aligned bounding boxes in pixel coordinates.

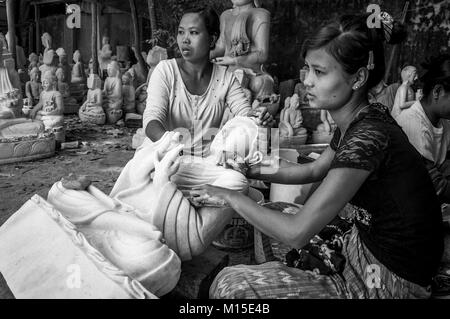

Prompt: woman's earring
[353,85,360,90]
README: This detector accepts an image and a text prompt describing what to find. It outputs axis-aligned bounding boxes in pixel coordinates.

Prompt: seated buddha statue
[210,0,275,111]
[30,70,64,134]
[102,61,123,124]
[25,67,42,107]
[39,49,57,82]
[56,67,78,114]
[79,74,105,125]
[71,50,85,84]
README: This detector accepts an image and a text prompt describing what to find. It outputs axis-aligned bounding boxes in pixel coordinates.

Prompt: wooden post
[147,0,157,35]
[384,1,410,83]
[34,4,40,54]
[6,0,17,66]
[130,0,148,78]
[91,0,99,75]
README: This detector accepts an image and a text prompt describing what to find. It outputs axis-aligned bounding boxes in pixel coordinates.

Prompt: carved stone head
[55,68,65,82]
[29,67,40,81]
[107,61,120,78]
[87,73,101,90]
[42,70,56,91]
[41,32,52,49]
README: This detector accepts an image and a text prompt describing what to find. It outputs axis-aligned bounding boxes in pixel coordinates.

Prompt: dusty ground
[0,116,136,227]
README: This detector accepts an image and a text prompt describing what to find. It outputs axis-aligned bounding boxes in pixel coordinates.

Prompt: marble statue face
[122,74,131,85]
[56,69,65,82]
[30,68,39,81]
[87,74,101,90]
[107,62,118,77]
[401,66,417,84]
[42,72,56,91]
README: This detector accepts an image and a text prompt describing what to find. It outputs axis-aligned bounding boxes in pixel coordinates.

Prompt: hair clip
[380,11,394,42]
[367,50,375,70]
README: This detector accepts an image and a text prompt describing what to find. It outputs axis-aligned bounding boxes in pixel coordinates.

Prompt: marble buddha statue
[98,36,113,79]
[45,117,265,264]
[30,70,64,136]
[69,50,87,104]
[56,47,71,84]
[41,32,53,54]
[79,74,105,125]
[71,50,85,84]
[39,49,57,82]
[0,37,51,165]
[210,0,275,111]
[25,67,42,107]
[279,93,308,146]
[28,52,39,73]
[312,110,336,144]
[56,67,78,114]
[103,61,123,124]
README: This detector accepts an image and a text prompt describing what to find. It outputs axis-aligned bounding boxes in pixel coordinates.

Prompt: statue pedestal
[0,132,55,165]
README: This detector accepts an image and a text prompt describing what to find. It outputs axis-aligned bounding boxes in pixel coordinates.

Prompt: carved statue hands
[153,132,184,188]
[211,55,237,67]
[248,100,275,127]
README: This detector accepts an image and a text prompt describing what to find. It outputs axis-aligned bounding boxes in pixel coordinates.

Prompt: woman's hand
[248,103,275,127]
[189,184,236,207]
[153,143,184,187]
[211,56,236,66]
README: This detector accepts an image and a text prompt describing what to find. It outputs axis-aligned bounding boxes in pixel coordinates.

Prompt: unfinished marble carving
[0,194,160,298]
[46,176,181,297]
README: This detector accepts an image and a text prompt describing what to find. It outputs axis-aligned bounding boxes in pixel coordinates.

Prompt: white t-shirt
[396,100,450,166]
[143,59,251,157]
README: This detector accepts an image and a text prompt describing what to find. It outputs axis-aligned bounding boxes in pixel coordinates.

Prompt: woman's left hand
[248,105,275,127]
[189,184,236,206]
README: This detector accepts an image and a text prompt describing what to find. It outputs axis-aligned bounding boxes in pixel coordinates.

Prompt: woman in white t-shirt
[396,54,450,202]
[144,6,273,157]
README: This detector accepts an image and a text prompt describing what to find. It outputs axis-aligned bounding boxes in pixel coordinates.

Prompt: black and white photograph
[0,0,449,307]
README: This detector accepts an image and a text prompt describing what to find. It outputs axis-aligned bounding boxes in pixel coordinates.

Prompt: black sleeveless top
[329,103,444,286]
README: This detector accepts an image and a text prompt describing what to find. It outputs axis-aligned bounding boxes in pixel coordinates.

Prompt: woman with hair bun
[192,14,444,299]
[396,54,450,203]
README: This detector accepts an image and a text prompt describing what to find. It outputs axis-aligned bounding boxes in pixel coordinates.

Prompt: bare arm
[193,167,369,249]
[397,85,415,110]
[145,120,167,142]
[247,146,335,184]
